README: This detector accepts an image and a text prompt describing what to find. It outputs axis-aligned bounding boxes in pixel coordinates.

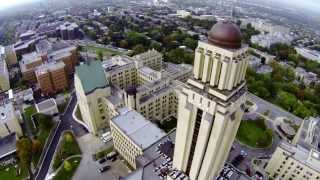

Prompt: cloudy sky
[0,0,40,10]
[1,0,320,11]
[272,0,320,10]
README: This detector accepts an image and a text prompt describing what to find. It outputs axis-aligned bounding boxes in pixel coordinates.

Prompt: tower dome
[208,21,242,49]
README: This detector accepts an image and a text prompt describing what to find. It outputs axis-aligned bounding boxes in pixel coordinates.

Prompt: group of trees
[16,113,53,180]
[87,13,200,62]
[247,62,319,118]
[16,137,42,180]
[267,43,320,75]
[241,23,260,44]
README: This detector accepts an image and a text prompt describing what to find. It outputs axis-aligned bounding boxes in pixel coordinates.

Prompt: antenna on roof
[231,0,238,22]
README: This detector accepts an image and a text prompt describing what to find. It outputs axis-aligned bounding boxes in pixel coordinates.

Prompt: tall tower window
[186,109,203,174]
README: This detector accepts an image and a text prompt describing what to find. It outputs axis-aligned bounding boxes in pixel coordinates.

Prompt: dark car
[98,165,110,173]
[98,158,106,164]
[231,155,245,167]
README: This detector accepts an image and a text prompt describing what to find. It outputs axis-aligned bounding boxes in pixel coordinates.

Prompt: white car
[226,170,234,178]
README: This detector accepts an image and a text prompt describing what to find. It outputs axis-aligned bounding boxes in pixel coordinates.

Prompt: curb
[72,103,89,131]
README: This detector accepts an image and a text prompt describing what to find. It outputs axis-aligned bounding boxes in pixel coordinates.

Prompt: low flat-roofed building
[124,130,176,180]
[0,133,17,161]
[35,98,58,116]
[0,103,22,138]
[266,117,320,179]
[163,62,193,82]
[110,108,166,169]
[138,66,162,85]
[295,47,320,63]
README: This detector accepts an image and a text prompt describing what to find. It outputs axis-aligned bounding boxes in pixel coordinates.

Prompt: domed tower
[172,21,248,180]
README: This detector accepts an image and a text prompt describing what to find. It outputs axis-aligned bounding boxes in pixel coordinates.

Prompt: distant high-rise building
[172,21,249,180]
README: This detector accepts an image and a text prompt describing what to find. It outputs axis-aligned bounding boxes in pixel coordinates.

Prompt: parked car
[107,151,118,160]
[98,158,106,164]
[98,165,110,173]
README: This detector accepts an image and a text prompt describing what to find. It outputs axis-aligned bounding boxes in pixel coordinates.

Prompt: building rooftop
[208,21,242,49]
[112,108,166,150]
[76,61,109,94]
[133,49,162,62]
[36,98,57,112]
[102,55,135,72]
[36,39,53,54]
[125,130,176,180]
[0,133,17,159]
[296,117,320,151]
[0,103,15,124]
[35,61,65,76]
[139,66,162,82]
[280,142,320,172]
[21,52,42,65]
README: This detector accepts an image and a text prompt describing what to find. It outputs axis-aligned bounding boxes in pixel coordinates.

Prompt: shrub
[63,160,72,171]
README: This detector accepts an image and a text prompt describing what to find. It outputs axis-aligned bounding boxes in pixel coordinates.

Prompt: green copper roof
[76,61,108,94]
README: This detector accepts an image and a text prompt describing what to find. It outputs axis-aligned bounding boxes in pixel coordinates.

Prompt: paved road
[35,94,88,180]
[247,93,303,124]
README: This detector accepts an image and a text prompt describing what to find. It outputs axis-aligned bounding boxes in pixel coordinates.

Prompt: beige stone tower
[172,21,249,180]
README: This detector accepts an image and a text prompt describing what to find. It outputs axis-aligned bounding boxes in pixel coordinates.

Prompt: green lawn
[0,164,27,180]
[236,118,273,148]
[80,45,122,58]
[53,157,81,180]
[32,114,55,166]
[53,132,82,170]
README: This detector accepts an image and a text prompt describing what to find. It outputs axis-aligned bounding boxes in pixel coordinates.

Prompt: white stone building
[110,108,166,169]
[171,21,249,180]
[266,117,320,179]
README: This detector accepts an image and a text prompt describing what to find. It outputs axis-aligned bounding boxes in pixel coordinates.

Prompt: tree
[65,133,73,143]
[118,40,128,48]
[293,104,313,118]
[132,44,145,55]
[97,50,103,61]
[16,137,34,180]
[33,114,52,131]
[277,91,297,112]
[32,139,42,154]
[183,37,198,50]
[150,41,161,51]
[64,160,72,171]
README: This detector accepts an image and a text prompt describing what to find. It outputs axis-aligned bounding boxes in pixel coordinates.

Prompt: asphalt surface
[247,93,303,124]
[35,94,88,180]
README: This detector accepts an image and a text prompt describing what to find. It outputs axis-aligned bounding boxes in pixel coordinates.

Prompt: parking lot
[73,134,130,180]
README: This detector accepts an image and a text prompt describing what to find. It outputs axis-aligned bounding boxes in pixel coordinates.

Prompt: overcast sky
[0,0,40,10]
[1,0,320,12]
[270,0,320,10]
